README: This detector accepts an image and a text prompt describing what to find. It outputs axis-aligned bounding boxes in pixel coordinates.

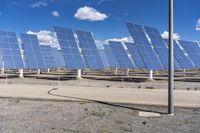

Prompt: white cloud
[52,11,60,17]
[27,30,59,48]
[196,18,200,31]
[30,1,47,8]
[105,36,133,43]
[74,6,108,21]
[161,31,180,40]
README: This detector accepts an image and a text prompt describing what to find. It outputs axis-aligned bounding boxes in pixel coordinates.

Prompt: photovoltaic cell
[54,27,85,69]
[76,30,104,69]
[109,41,135,69]
[164,39,195,69]
[125,42,146,69]
[103,44,119,68]
[98,49,110,68]
[21,33,46,69]
[126,22,164,70]
[144,26,181,70]
[51,48,66,68]
[178,40,200,68]
[40,45,58,68]
[0,31,24,69]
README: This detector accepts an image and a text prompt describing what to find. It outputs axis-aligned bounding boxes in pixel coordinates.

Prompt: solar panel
[164,39,195,69]
[178,40,200,68]
[76,30,104,69]
[126,22,164,70]
[109,41,135,69]
[21,33,46,69]
[125,42,146,69]
[0,31,24,69]
[54,27,85,69]
[103,44,120,68]
[144,26,181,70]
[98,49,110,68]
[51,48,66,68]
[40,45,58,68]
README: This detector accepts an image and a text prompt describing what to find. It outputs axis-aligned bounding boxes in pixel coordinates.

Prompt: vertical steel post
[168,0,174,114]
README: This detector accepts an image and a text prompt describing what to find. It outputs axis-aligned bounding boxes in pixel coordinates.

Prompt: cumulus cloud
[52,11,60,17]
[161,31,180,40]
[74,6,108,21]
[196,18,200,31]
[27,30,59,48]
[105,36,133,43]
[30,1,47,8]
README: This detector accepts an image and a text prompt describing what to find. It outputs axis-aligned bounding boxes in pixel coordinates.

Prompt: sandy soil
[0,98,199,133]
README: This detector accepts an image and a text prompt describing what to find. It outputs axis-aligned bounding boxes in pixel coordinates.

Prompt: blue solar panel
[76,30,104,69]
[144,26,181,70]
[164,39,195,69]
[21,33,46,69]
[54,27,85,69]
[51,48,66,68]
[103,44,120,68]
[178,40,200,68]
[126,22,164,70]
[98,49,110,68]
[109,41,135,69]
[0,31,24,69]
[125,42,146,69]
[40,45,58,68]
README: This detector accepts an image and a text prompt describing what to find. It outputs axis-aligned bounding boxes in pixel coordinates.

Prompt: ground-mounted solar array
[125,42,146,69]
[144,26,181,70]
[21,33,46,69]
[98,49,110,68]
[40,45,58,68]
[54,27,85,69]
[109,41,135,69]
[76,30,104,69]
[178,40,200,68]
[126,22,164,70]
[0,31,24,69]
[103,44,119,68]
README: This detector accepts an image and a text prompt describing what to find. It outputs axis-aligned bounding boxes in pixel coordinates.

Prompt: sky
[0,0,200,47]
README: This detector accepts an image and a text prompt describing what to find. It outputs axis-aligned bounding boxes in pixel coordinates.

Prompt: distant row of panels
[0,23,200,71]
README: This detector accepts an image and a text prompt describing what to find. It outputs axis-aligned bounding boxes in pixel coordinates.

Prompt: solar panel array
[21,33,46,69]
[76,30,104,69]
[54,27,85,69]
[98,49,110,68]
[144,26,181,70]
[125,42,146,69]
[40,45,58,68]
[0,31,24,69]
[51,48,66,68]
[178,40,200,68]
[109,41,135,69]
[164,39,194,69]
[103,44,120,68]
[126,22,164,70]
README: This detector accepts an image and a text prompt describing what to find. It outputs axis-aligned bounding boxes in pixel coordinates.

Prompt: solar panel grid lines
[164,39,195,69]
[178,40,200,68]
[51,48,66,68]
[103,44,120,68]
[144,26,181,70]
[20,33,46,69]
[0,31,24,69]
[125,42,147,69]
[125,22,164,70]
[54,26,85,69]
[108,41,135,69]
[98,49,110,68]
[75,30,104,69]
[40,45,58,68]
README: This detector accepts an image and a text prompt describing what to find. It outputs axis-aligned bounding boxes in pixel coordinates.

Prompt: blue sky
[0,0,200,45]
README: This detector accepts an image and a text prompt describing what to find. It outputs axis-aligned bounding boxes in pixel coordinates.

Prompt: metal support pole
[47,68,50,73]
[1,68,4,74]
[19,69,24,78]
[126,68,130,76]
[149,70,153,80]
[37,69,41,74]
[77,69,82,79]
[168,0,174,115]
[115,67,118,74]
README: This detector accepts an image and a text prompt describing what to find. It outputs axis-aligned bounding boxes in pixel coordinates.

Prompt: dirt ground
[0,98,199,133]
